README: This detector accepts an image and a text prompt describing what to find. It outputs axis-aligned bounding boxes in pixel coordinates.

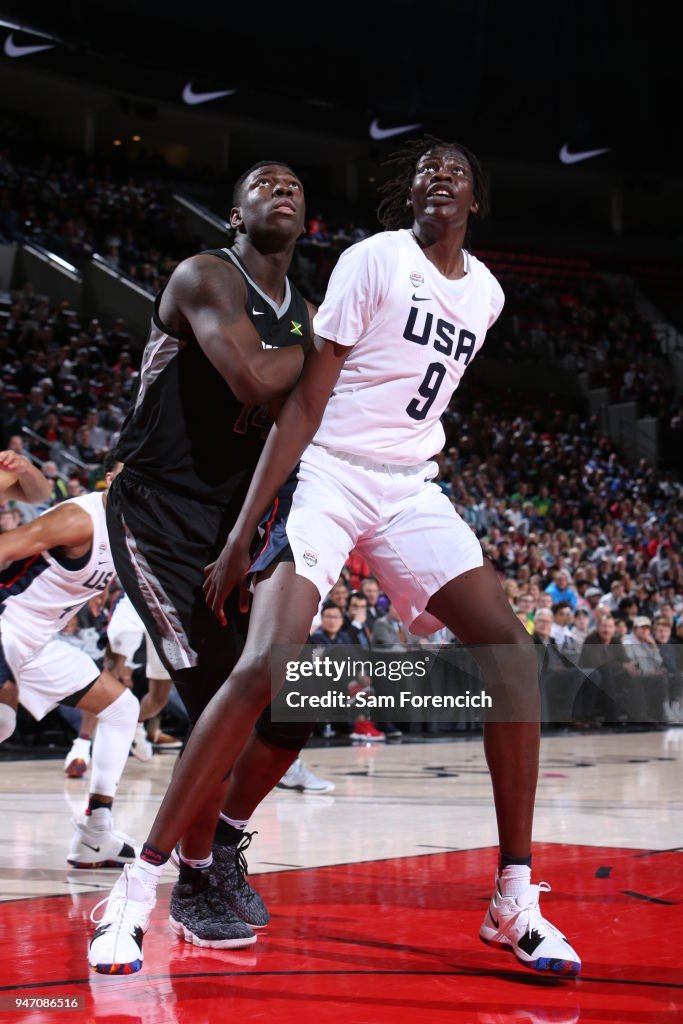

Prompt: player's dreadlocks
[377,135,489,246]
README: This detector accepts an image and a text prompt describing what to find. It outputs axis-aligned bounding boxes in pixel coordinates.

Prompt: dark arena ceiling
[0,0,678,173]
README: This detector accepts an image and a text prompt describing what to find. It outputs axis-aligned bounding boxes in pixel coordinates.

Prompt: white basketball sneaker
[67,809,137,869]
[480,880,581,977]
[130,723,153,762]
[276,758,335,793]
[88,864,156,974]
[64,737,91,778]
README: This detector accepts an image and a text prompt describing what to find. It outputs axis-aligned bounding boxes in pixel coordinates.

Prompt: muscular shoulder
[161,252,247,325]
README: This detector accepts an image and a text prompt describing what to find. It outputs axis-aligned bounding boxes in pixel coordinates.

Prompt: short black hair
[102,451,119,475]
[377,134,489,245]
[231,160,299,207]
[321,601,343,614]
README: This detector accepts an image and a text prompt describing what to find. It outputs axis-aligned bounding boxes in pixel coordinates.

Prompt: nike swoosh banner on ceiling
[182,83,237,105]
[369,118,422,141]
[559,144,611,165]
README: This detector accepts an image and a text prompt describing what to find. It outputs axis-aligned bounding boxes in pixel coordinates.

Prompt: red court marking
[1,844,682,1024]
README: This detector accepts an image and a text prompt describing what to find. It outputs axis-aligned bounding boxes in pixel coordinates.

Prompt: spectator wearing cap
[622,616,668,723]
[584,586,604,618]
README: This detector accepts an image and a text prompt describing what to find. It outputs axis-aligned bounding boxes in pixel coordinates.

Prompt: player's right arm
[0,502,93,564]
[164,255,306,404]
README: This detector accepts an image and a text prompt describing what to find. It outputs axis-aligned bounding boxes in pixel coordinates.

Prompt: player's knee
[96,686,139,727]
[228,651,272,709]
[0,703,17,743]
[256,715,314,752]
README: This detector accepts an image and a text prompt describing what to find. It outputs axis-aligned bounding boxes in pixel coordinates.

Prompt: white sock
[179,853,213,870]
[220,813,249,831]
[498,864,532,899]
[90,689,139,795]
[87,806,113,831]
[131,855,166,890]
[71,736,91,756]
[0,704,17,744]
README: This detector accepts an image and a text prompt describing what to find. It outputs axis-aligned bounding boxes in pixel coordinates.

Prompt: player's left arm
[0,501,93,564]
[0,451,53,504]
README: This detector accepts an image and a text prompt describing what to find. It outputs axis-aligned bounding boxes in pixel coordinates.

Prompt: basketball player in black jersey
[97,163,318,957]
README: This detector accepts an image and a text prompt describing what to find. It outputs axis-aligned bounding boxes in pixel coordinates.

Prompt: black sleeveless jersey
[114,247,310,506]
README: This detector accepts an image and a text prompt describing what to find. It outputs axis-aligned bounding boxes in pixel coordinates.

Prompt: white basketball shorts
[107,594,170,680]
[0,622,100,721]
[284,444,484,635]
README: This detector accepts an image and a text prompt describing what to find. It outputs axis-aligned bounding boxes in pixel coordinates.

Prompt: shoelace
[89,871,154,926]
[90,894,112,925]
[509,882,566,940]
[234,830,258,880]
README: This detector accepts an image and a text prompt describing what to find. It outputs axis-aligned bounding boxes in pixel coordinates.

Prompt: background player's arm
[168,255,307,404]
[203,335,347,619]
[0,502,93,564]
[0,451,53,504]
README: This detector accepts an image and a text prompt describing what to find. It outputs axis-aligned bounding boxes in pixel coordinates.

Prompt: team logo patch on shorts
[410,271,424,288]
[302,549,318,567]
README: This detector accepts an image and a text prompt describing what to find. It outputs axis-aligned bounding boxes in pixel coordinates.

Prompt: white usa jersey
[312,228,504,465]
[0,492,115,656]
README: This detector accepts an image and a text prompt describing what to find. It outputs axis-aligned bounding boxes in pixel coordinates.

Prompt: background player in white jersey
[89,138,580,979]
[106,592,182,760]
[63,591,183,778]
[0,448,53,743]
[0,455,140,868]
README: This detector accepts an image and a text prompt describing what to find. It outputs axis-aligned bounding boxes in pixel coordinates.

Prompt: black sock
[87,797,112,814]
[499,852,532,872]
[140,842,170,867]
[214,818,243,846]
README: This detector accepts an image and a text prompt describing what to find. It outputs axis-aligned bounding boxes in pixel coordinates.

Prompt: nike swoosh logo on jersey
[252,308,265,315]
[369,118,421,141]
[559,144,610,164]
[412,294,431,301]
[182,83,237,105]
[4,33,55,58]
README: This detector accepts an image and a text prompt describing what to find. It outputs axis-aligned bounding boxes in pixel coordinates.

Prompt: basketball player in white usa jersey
[0,456,141,868]
[89,139,581,978]
[0,448,53,745]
